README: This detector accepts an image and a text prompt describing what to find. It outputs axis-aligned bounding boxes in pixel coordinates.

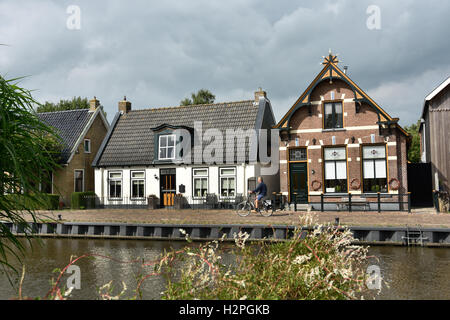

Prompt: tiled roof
[37,109,93,163]
[95,100,267,166]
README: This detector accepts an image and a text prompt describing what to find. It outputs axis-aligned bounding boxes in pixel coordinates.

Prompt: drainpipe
[243,162,246,195]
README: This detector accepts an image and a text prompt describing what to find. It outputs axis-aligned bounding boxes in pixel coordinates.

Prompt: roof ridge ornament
[322,49,339,65]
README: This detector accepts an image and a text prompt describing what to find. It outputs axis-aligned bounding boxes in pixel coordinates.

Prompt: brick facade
[52,112,108,206]
[276,55,409,209]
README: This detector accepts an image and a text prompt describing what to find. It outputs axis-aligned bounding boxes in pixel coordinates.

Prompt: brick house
[419,76,450,193]
[91,93,277,208]
[37,97,109,206]
[275,53,410,210]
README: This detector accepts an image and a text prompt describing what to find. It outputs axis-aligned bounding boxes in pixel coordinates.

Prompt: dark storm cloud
[0,0,449,125]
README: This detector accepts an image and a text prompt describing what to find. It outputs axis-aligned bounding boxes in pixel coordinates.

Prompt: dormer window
[159,134,176,160]
[324,102,343,129]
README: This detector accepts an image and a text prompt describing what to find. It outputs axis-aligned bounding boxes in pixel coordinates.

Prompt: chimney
[89,96,100,112]
[118,96,131,114]
[343,66,348,75]
[254,87,267,102]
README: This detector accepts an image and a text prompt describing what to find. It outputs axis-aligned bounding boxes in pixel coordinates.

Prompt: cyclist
[248,176,267,212]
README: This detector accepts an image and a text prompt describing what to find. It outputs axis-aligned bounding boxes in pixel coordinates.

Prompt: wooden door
[160,169,176,207]
[289,163,308,203]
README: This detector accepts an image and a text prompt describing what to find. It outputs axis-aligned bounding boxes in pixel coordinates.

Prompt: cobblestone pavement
[18,207,450,228]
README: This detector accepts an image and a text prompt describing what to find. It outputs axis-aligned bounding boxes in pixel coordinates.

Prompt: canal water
[0,238,449,300]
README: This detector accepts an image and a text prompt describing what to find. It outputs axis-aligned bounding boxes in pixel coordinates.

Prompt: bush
[158,215,373,300]
[5,193,60,210]
[71,191,96,209]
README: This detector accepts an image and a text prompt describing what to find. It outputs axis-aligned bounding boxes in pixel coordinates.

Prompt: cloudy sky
[1,0,449,126]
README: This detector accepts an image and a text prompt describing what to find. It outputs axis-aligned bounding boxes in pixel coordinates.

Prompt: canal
[0,238,449,300]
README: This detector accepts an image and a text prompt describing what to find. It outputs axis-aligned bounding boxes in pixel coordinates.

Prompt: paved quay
[17,207,450,228]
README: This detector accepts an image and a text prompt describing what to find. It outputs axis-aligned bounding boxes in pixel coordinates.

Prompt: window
[74,170,84,192]
[159,134,176,160]
[193,168,208,198]
[289,148,307,161]
[220,167,236,198]
[108,171,122,199]
[362,145,387,193]
[323,147,347,193]
[84,139,91,153]
[131,171,145,199]
[324,102,343,129]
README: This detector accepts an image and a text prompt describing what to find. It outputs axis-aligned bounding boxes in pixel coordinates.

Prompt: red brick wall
[279,78,408,203]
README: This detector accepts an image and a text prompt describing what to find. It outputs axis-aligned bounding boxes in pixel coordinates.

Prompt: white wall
[95,163,274,205]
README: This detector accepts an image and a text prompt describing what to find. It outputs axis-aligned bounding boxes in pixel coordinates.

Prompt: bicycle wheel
[259,204,273,217]
[236,201,251,217]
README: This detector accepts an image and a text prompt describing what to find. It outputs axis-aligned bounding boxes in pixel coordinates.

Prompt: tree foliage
[0,75,61,274]
[180,89,215,106]
[404,120,421,163]
[36,96,89,113]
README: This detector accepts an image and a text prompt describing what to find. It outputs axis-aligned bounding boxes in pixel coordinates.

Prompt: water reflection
[0,239,449,300]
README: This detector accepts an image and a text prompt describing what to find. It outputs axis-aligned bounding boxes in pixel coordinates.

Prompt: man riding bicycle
[248,176,267,212]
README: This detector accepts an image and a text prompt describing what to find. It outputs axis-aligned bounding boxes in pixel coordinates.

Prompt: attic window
[84,139,91,153]
[159,134,176,160]
[324,102,343,129]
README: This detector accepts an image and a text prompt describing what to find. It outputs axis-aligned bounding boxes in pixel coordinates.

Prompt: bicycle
[236,194,273,217]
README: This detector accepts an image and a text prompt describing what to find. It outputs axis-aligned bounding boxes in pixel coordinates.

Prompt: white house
[92,90,278,208]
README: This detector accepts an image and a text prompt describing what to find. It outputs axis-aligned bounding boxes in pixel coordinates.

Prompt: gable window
[220,167,236,198]
[74,170,84,192]
[159,134,176,160]
[362,145,388,193]
[108,171,122,199]
[193,168,208,198]
[84,139,91,153]
[131,171,145,199]
[324,102,343,129]
[324,147,347,193]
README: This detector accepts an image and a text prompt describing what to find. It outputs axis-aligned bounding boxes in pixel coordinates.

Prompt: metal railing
[80,193,288,211]
[305,192,412,212]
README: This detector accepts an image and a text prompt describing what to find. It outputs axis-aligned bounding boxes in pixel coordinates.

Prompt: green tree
[180,89,215,106]
[0,75,60,275]
[36,96,89,113]
[404,120,421,163]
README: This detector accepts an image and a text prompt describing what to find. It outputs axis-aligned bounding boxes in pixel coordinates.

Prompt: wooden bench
[337,197,369,211]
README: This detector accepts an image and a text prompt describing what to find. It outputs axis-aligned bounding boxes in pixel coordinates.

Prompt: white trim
[74,169,85,192]
[280,160,288,164]
[158,134,176,160]
[279,147,287,151]
[67,107,110,164]
[347,144,360,148]
[192,167,209,199]
[425,77,450,101]
[387,156,397,160]
[307,145,321,150]
[108,170,123,200]
[387,142,397,146]
[290,125,380,133]
[346,125,379,131]
[84,139,91,153]
[130,170,146,200]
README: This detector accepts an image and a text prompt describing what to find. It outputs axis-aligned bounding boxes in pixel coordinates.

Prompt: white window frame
[219,167,236,198]
[323,147,347,193]
[192,168,209,199]
[362,145,388,193]
[130,170,146,200]
[108,171,123,200]
[158,134,176,160]
[74,169,85,192]
[84,139,91,153]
